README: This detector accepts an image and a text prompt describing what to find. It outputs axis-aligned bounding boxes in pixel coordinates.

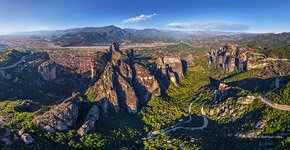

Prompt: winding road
[259,95,290,111]
[0,54,30,71]
[259,77,290,111]
[147,96,208,139]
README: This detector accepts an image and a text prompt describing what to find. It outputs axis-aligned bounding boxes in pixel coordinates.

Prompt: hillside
[52,26,131,46]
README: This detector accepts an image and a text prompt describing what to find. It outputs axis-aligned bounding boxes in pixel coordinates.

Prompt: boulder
[32,95,79,133]
[18,130,34,144]
[17,100,38,111]
[78,105,99,136]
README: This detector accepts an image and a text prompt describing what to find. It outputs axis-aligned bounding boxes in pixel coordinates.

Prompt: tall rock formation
[87,42,186,114]
[133,63,161,103]
[209,44,251,72]
[89,43,138,113]
[155,56,185,87]
[91,62,119,112]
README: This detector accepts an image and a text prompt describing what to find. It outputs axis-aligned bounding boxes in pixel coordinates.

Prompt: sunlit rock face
[209,44,252,72]
[133,63,161,103]
[91,62,119,113]
[155,56,185,88]
[32,95,79,133]
[89,43,138,113]
[87,43,187,114]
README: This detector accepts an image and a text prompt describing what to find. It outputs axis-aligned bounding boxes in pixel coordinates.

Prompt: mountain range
[2,25,290,48]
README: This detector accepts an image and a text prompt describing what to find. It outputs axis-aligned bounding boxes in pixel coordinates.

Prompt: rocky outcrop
[89,43,138,113]
[16,100,38,112]
[87,43,187,114]
[117,74,138,113]
[18,130,34,144]
[155,56,185,86]
[32,95,79,133]
[134,63,161,103]
[96,98,110,117]
[209,45,251,72]
[90,52,108,79]
[237,96,256,104]
[183,54,193,66]
[91,62,119,113]
[77,105,99,136]
[38,61,59,81]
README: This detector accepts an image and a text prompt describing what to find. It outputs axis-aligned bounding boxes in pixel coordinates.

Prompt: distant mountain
[190,30,244,37]
[125,28,177,42]
[125,28,167,37]
[52,26,132,46]
[8,25,290,48]
[52,26,182,46]
[237,32,290,48]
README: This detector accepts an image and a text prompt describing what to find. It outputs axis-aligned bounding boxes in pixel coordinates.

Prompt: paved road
[147,96,208,139]
[259,77,290,111]
[262,58,289,61]
[0,55,30,71]
[259,95,290,111]
[163,106,208,134]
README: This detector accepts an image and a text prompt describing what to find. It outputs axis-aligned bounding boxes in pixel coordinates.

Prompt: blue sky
[0,0,290,34]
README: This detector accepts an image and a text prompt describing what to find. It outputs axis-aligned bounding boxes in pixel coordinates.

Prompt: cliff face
[88,43,186,114]
[133,63,161,103]
[209,44,251,72]
[90,52,108,79]
[155,56,185,86]
[209,44,290,77]
[89,43,138,113]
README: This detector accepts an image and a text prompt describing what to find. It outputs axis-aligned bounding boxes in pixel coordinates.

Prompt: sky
[0,0,290,34]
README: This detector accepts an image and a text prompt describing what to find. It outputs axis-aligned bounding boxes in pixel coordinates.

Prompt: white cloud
[123,13,158,23]
[168,21,254,31]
